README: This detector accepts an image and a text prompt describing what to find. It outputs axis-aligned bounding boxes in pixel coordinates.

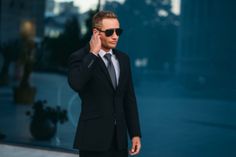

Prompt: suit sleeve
[124,56,142,139]
[68,50,98,92]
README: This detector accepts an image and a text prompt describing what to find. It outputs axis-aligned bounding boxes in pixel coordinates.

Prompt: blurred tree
[79,1,101,49]
[45,15,81,68]
[79,10,96,48]
[0,40,19,85]
[43,0,102,69]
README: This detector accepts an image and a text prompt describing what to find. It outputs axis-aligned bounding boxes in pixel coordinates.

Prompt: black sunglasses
[96,28,123,37]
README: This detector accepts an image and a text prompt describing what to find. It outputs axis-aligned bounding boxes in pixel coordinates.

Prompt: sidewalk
[0,144,78,157]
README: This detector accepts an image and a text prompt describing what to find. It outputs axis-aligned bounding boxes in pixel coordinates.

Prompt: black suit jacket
[68,45,141,151]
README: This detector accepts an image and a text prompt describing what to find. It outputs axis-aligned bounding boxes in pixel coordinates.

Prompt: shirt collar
[98,49,113,58]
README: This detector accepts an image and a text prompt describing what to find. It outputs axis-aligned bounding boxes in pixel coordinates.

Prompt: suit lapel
[113,49,124,91]
[97,49,124,91]
[97,56,116,90]
[83,44,115,90]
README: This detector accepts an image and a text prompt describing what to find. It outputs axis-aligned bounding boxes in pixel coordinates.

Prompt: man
[68,11,141,157]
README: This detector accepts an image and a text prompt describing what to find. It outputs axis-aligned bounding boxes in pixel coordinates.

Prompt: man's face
[98,18,120,51]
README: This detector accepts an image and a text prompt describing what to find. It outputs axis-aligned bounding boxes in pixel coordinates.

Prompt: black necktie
[104,53,117,89]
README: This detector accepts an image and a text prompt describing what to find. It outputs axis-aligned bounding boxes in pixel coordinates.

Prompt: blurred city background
[0,0,236,156]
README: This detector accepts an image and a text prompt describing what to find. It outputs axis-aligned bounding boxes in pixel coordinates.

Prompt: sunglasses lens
[105,29,114,37]
[104,28,123,37]
[116,29,123,36]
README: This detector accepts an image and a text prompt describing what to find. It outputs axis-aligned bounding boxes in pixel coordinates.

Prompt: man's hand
[89,29,101,56]
[129,136,141,156]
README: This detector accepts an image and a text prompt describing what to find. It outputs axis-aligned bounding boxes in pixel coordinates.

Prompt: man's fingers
[130,146,135,153]
[136,144,141,154]
[129,143,141,156]
[89,31,101,55]
[95,32,101,41]
[128,137,141,155]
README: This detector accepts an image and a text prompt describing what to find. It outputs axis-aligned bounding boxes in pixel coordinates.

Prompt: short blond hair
[92,10,118,29]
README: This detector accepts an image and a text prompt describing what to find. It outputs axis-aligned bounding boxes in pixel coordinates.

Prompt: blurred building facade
[45,0,80,38]
[104,0,179,78]
[176,0,236,93]
[0,0,46,43]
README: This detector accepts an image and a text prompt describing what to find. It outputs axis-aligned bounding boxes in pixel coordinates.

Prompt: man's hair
[92,10,118,29]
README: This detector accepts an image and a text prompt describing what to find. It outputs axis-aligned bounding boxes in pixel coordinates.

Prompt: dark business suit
[68,45,141,155]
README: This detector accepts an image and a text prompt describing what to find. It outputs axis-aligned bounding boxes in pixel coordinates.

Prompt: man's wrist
[90,51,98,57]
[132,136,141,139]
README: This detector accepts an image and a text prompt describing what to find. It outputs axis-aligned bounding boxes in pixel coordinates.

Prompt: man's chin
[109,43,117,49]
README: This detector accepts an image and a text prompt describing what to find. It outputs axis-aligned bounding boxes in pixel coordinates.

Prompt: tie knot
[104,53,112,62]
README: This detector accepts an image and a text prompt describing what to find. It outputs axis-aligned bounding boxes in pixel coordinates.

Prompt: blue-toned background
[0,0,235,156]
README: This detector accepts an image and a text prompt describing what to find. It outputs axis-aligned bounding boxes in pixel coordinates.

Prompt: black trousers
[79,126,128,157]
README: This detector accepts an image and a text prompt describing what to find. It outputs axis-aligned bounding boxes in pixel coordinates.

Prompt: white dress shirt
[98,49,120,85]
